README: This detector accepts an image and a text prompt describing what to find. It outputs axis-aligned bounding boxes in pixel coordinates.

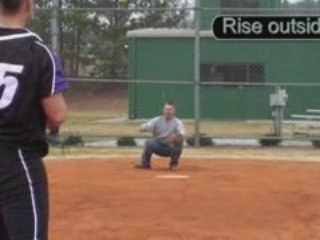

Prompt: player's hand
[168,133,184,146]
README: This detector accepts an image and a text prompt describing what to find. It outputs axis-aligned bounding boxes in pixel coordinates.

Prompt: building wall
[128,38,194,119]
[128,0,320,120]
[128,37,320,120]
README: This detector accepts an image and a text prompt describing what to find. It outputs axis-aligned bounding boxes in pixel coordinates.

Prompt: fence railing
[29,5,320,147]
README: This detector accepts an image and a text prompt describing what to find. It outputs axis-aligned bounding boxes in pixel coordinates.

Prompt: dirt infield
[47,158,320,240]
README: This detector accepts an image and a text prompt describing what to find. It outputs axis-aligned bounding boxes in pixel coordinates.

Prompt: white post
[51,0,60,55]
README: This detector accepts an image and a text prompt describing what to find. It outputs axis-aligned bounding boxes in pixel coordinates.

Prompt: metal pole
[51,0,60,55]
[274,86,283,137]
[194,0,201,147]
[270,85,288,139]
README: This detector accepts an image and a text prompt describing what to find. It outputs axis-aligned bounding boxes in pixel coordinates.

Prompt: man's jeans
[141,139,183,167]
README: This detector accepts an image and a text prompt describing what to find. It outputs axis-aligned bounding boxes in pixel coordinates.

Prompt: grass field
[63,91,310,139]
[62,111,299,139]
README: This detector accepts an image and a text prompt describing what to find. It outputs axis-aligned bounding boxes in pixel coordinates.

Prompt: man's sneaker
[135,164,151,170]
[169,165,178,171]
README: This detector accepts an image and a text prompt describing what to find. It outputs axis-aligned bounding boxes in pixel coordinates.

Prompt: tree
[282,0,291,8]
[31,0,52,44]
[31,0,189,79]
[282,0,318,8]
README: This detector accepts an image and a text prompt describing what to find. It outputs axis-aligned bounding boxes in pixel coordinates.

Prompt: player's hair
[165,101,176,108]
[0,0,23,13]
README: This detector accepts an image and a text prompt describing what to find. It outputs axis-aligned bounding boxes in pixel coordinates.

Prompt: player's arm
[37,46,69,130]
[139,123,153,133]
[42,94,67,130]
[139,118,157,133]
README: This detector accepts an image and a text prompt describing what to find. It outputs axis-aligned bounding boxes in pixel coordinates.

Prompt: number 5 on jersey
[0,63,24,109]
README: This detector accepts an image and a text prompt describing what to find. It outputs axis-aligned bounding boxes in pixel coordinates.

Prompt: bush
[63,135,84,147]
[259,135,282,147]
[312,139,320,148]
[186,134,214,147]
[117,136,137,147]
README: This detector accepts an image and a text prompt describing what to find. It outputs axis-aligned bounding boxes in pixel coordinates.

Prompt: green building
[128,0,320,120]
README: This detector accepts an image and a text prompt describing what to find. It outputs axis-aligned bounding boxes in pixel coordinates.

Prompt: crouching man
[136,102,185,171]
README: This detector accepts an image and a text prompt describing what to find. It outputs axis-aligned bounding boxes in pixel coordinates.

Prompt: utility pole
[51,0,60,55]
[194,0,201,147]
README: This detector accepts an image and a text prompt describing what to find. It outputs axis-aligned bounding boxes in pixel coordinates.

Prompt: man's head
[0,0,34,26]
[163,101,176,120]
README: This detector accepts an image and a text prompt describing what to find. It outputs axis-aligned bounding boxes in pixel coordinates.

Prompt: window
[220,0,260,14]
[200,63,265,86]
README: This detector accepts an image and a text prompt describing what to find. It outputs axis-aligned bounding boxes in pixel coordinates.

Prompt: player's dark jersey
[0,28,68,156]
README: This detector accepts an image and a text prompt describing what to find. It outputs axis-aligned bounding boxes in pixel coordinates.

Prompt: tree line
[31,0,190,79]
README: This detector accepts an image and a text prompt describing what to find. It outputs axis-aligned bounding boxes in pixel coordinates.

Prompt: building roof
[127,28,213,38]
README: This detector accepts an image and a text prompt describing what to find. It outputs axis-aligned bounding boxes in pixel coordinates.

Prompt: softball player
[136,102,185,171]
[0,0,68,239]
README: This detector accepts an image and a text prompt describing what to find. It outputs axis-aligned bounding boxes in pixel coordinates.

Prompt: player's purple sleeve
[37,41,69,98]
[53,55,69,94]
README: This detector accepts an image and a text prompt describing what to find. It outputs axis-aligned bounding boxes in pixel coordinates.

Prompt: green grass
[62,111,297,139]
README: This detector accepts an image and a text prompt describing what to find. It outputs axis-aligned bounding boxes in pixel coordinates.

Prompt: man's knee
[172,144,183,153]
